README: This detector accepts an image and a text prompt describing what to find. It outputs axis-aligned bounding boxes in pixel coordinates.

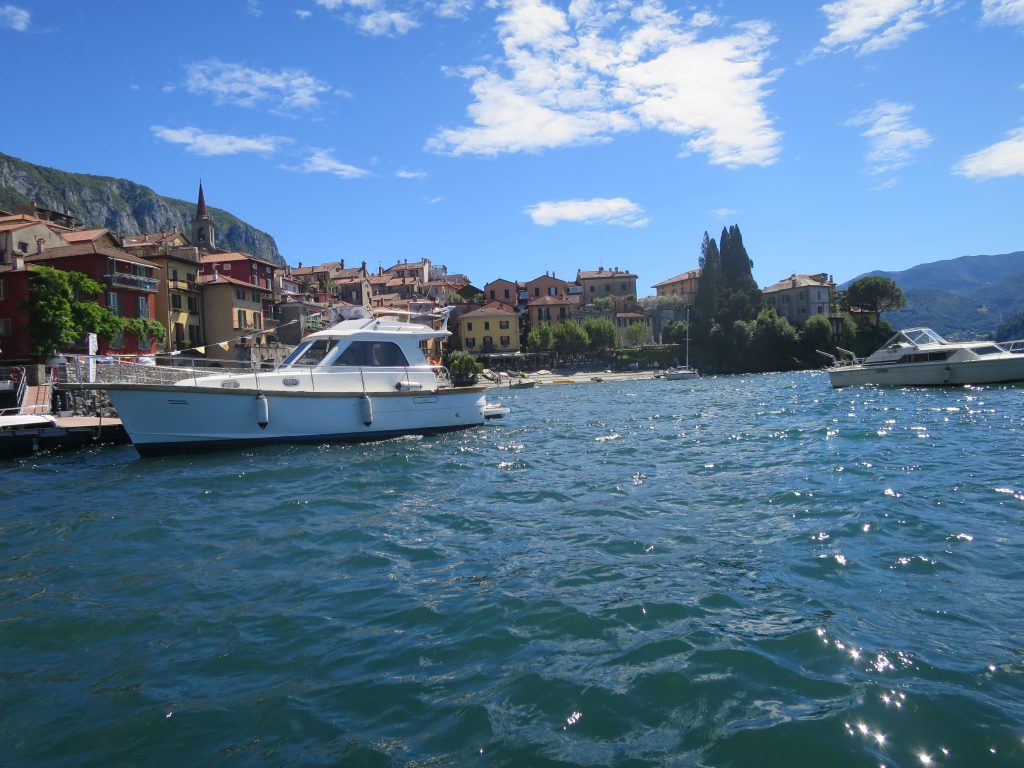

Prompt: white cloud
[151,126,289,156]
[396,169,427,178]
[425,196,444,204]
[316,0,419,35]
[299,148,372,178]
[427,1,781,167]
[814,0,946,56]
[435,0,475,19]
[954,127,1024,179]
[185,59,333,112]
[247,0,263,17]
[981,0,1024,26]
[846,101,932,173]
[712,207,736,218]
[526,197,649,227]
[1,4,29,31]
[295,9,312,19]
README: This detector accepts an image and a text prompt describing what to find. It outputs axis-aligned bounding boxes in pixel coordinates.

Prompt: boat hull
[102,384,489,455]
[829,358,1024,388]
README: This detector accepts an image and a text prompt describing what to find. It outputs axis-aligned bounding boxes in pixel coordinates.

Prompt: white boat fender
[359,392,373,427]
[255,392,269,429]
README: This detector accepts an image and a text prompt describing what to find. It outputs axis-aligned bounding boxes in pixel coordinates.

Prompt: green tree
[582,317,616,351]
[551,320,589,357]
[624,321,650,348]
[25,266,117,358]
[661,319,689,346]
[693,232,720,325]
[717,225,762,322]
[749,308,798,371]
[843,276,906,327]
[527,321,553,351]
[592,295,614,311]
[798,314,834,366]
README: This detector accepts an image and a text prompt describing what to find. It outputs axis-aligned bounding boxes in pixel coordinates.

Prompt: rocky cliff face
[0,153,284,265]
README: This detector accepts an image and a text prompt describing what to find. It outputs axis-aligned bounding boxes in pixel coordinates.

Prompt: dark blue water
[2,372,1023,767]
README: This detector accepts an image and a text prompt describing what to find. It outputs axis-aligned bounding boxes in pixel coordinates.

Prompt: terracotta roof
[199,273,272,291]
[0,221,39,234]
[25,243,159,269]
[61,228,111,243]
[652,268,700,288]
[200,251,277,268]
[527,295,570,307]
[762,274,834,294]
[578,269,636,280]
[462,303,517,318]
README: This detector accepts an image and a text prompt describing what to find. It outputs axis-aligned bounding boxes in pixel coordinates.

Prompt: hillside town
[0,184,842,367]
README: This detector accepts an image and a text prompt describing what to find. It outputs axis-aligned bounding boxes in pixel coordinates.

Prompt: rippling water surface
[3,372,1023,767]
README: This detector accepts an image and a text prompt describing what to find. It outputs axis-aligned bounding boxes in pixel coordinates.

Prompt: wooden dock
[0,415,129,458]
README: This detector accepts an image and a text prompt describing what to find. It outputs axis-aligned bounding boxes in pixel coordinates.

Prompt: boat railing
[58,355,257,387]
[998,338,1024,354]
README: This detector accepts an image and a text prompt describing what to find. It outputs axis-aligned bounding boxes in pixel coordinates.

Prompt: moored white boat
[826,327,1024,388]
[664,367,699,380]
[66,308,508,455]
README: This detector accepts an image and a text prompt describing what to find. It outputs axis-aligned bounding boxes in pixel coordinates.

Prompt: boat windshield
[892,328,947,346]
[280,339,336,368]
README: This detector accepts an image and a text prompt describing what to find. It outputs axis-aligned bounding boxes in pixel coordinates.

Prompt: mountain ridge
[843,250,1024,339]
[0,152,284,266]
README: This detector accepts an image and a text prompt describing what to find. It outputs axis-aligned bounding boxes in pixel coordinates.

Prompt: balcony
[104,272,160,291]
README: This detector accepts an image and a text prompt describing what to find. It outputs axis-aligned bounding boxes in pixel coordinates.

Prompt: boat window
[972,345,1004,356]
[334,341,409,367]
[898,351,953,364]
[289,339,333,367]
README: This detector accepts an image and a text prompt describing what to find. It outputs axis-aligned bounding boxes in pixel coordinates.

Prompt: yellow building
[458,302,519,354]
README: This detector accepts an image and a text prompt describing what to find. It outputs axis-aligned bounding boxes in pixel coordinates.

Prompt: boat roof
[303,307,450,342]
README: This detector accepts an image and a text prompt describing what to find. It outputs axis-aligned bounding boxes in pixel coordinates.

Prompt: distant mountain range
[846,250,1024,339]
[0,152,284,266]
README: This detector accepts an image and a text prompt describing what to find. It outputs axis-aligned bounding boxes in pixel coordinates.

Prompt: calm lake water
[2,372,1023,767]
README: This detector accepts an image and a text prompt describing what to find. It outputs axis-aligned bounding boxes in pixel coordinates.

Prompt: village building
[577,267,638,302]
[652,268,700,304]
[762,273,839,330]
[458,302,519,354]
[199,272,272,362]
[124,231,204,353]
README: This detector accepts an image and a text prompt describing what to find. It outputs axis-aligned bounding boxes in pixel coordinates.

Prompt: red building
[0,238,162,360]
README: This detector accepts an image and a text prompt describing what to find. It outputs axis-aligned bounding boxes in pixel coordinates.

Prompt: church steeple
[191,181,215,251]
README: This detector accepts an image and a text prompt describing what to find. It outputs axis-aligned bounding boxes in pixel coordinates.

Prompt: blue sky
[3,1,1023,294]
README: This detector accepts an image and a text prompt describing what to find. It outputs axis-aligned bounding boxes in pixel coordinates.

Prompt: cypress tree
[694,232,720,323]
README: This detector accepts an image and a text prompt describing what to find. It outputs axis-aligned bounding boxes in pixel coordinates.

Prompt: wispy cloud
[954,127,1024,179]
[427,1,781,168]
[981,0,1024,27]
[185,59,334,112]
[425,196,444,204]
[295,9,312,19]
[247,0,263,17]
[396,169,427,178]
[315,0,419,35]
[526,197,650,227]
[814,0,946,56]
[150,126,289,156]
[846,101,932,174]
[299,148,372,178]
[712,207,736,219]
[1,4,30,31]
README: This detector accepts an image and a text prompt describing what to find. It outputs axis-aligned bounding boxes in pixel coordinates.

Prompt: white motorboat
[68,308,508,455]
[826,327,1024,388]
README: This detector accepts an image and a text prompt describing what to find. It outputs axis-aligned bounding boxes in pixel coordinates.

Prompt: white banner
[86,332,97,383]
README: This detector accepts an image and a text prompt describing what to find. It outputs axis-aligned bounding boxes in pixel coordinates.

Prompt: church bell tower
[191,181,216,251]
